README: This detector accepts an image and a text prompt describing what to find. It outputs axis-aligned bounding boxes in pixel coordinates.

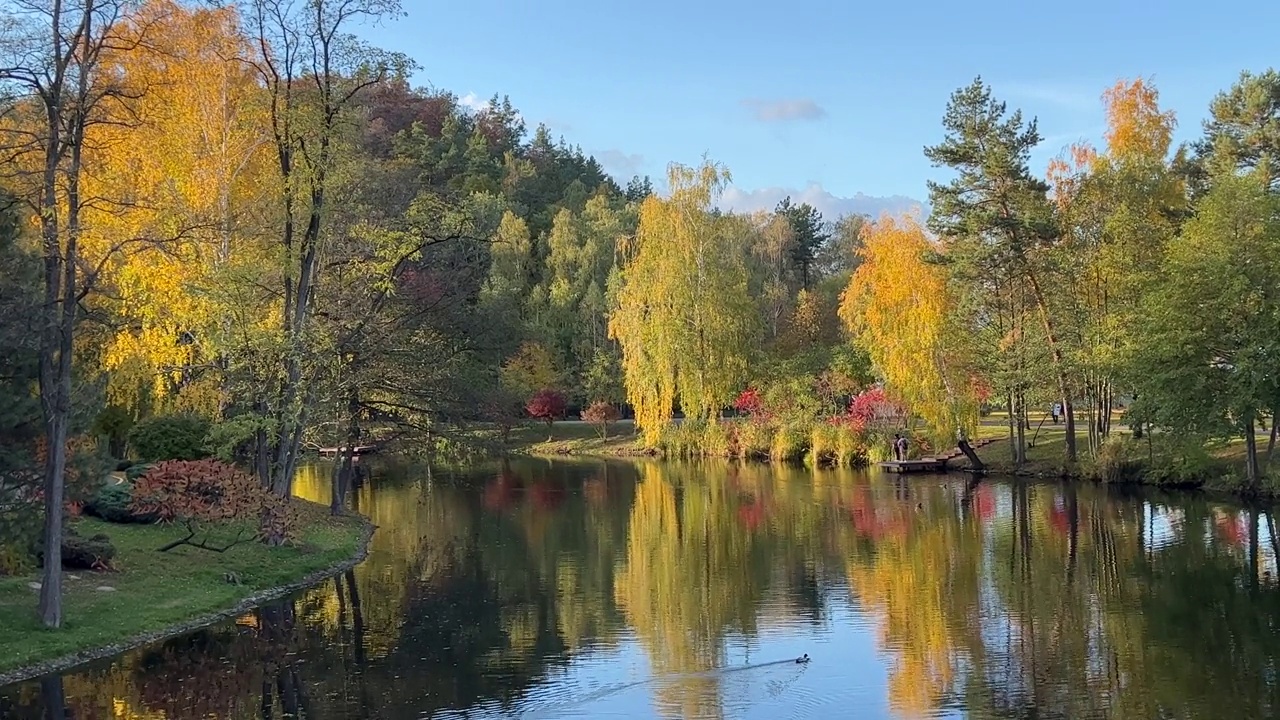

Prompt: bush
[736,421,772,459]
[581,401,621,439]
[59,531,116,570]
[525,389,567,428]
[128,414,212,462]
[86,482,156,524]
[770,424,808,463]
[31,527,117,570]
[658,419,698,458]
[126,463,155,481]
[0,542,31,576]
[204,416,259,463]
[132,459,297,551]
[809,424,838,466]
[833,425,869,466]
[1088,436,1144,483]
[700,421,733,458]
[1144,436,1216,487]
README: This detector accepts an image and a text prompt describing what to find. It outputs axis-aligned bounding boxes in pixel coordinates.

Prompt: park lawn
[967,424,1273,492]
[0,500,365,676]
[507,420,652,457]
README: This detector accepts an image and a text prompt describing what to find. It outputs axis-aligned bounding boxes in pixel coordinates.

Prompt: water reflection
[3,458,1280,719]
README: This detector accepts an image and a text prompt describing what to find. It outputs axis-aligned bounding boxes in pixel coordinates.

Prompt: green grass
[966,420,1274,490]
[506,419,652,457]
[0,501,365,675]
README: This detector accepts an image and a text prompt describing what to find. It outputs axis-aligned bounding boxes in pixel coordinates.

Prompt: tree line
[841,74,1280,490]
[4,0,1275,628]
[0,0,865,624]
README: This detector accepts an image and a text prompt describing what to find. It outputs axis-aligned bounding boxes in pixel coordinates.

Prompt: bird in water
[795,654,810,664]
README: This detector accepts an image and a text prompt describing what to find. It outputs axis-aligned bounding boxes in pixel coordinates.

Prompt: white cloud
[595,149,646,181]
[456,91,525,124]
[741,98,828,123]
[718,183,926,221]
[458,91,487,113]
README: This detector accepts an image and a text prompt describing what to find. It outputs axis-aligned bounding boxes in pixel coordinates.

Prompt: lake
[3,457,1279,719]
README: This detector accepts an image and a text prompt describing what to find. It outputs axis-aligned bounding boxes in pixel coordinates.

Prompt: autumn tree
[609,160,759,444]
[90,0,271,417]
[526,389,567,430]
[839,216,978,446]
[1048,78,1182,454]
[0,0,139,627]
[500,341,561,401]
[581,401,620,439]
[131,459,296,551]
[238,0,406,507]
[926,77,1077,462]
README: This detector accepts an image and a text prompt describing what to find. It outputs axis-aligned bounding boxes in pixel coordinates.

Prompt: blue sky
[359,0,1280,218]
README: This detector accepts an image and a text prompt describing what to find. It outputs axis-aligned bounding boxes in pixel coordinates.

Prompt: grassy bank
[0,500,369,681]
[507,420,652,457]
[961,418,1280,497]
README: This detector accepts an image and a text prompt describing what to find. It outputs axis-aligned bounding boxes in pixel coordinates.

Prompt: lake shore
[955,424,1277,501]
[0,500,373,687]
[507,417,1279,502]
[507,420,655,458]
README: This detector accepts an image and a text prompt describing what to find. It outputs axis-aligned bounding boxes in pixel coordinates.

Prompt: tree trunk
[330,386,360,515]
[1268,399,1279,466]
[1013,394,1027,466]
[1244,415,1261,490]
[957,439,985,471]
[1024,269,1078,462]
[1090,379,1100,450]
[1005,393,1019,464]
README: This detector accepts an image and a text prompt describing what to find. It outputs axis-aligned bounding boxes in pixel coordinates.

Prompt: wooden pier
[876,437,997,474]
[316,444,379,458]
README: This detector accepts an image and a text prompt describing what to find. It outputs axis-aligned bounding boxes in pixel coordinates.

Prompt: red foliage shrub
[131,460,297,552]
[733,388,767,419]
[581,401,620,438]
[847,387,900,424]
[526,389,567,427]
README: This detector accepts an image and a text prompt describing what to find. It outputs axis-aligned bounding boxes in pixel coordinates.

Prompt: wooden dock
[879,458,946,473]
[876,438,997,474]
[316,444,379,458]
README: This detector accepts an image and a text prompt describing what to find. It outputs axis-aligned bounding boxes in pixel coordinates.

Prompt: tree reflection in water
[2,459,1280,719]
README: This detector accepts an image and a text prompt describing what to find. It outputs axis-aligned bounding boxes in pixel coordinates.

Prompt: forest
[2,0,1280,627]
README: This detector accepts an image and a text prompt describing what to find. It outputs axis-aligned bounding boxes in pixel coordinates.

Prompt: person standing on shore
[892,433,902,461]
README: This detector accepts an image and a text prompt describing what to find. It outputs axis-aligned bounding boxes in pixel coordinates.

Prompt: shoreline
[517,439,1279,505]
[0,513,376,688]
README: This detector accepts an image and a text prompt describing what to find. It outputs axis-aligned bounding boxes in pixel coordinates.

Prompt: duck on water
[796,654,810,664]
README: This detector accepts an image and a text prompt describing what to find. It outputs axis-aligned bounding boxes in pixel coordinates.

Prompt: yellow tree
[1048,77,1182,453]
[608,160,759,445]
[839,215,978,444]
[87,0,272,416]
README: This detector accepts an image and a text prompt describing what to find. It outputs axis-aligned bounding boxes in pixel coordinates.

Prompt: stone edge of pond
[0,514,376,689]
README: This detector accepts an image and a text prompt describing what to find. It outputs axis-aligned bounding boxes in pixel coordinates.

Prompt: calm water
[3,458,1280,719]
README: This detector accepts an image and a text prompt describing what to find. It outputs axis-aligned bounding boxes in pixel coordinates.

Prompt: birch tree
[609,160,758,444]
